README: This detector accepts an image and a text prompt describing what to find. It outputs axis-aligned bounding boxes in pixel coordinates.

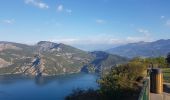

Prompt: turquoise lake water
[0,73,99,100]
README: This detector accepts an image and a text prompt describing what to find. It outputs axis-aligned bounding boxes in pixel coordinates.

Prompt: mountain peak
[37,41,59,52]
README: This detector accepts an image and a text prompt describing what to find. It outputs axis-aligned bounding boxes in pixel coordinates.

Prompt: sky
[0,0,170,51]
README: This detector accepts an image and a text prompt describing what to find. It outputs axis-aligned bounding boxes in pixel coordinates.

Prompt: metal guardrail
[138,77,150,100]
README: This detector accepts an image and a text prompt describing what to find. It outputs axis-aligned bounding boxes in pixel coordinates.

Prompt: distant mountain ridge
[0,41,127,76]
[106,39,170,58]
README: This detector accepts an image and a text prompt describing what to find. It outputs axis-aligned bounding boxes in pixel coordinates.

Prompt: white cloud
[109,36,152,45]
[123,28,152,43]
[49,31,153,47]
[66,9,72,14]
[50,34,114,45]
[50,37,152,48]
[161,16,165,19]
[57,4,63,12]
[25,0,49,9]
[96,19,106,24]
[51,38,78,44]
[137,28,151,37]
[2,19,15,24]
[48,34,153,50]
[49,30,153,50]
[126,36,151,43]
[138,29,149,33]
[56,5,72,14]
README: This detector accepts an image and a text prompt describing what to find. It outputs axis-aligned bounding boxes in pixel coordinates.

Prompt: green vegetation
[130,57,168,68]
[66,58,147,100]
[97,61,146,100]
[131,56,170,82]
[66,56,170,100]
[162,68,170,83]
[130,57,170,82]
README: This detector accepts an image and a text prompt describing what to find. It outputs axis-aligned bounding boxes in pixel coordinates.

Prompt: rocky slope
[0,41,127,76]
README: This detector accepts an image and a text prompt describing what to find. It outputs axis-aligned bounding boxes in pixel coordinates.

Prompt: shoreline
[0,71,97,78]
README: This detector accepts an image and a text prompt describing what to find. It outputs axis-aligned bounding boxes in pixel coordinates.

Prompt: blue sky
[0,0,170,51]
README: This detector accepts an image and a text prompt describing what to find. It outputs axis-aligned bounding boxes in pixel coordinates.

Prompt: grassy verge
[162,68,170,83]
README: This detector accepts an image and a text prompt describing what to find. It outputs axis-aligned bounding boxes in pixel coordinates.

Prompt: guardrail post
[150,68,163,94]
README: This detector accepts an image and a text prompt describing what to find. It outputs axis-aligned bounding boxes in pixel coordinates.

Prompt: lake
[0,73,99,100]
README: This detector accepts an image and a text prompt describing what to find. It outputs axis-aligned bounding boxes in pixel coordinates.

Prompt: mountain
[0,41,127,76]
[106,39,170,58]
[81,51,128,73]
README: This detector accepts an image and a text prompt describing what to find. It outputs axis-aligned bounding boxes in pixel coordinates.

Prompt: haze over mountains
[106,39,170,58]
[0,41,127,76]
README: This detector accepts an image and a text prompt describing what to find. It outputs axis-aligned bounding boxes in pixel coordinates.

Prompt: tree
[98,61,146,100]
[166,52,170,65]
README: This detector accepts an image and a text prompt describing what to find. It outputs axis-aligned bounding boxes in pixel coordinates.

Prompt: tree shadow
[163,84,170,93]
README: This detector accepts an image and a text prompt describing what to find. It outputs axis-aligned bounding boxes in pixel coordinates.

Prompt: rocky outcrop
[23,56,45,76]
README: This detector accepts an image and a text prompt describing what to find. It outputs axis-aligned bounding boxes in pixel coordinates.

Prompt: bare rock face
[0,58,11,68]
[23,56,45,76]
